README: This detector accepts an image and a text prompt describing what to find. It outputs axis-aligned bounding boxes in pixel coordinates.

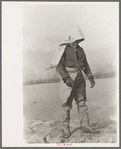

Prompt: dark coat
[56,45,93,80]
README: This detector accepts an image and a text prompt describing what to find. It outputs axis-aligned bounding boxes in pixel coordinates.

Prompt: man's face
[71,39,82,47]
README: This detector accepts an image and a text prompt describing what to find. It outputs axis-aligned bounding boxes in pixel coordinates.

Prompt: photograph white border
[2,1,119,147]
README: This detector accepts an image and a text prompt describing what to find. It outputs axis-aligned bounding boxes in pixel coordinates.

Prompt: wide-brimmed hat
[60,25,84,46]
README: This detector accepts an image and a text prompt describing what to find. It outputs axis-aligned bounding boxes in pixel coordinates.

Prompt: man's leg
[60,79,72,138]
[62,105,72,138]
[60,71,79,137]
[75,83,96,133]
[77,100,95,133]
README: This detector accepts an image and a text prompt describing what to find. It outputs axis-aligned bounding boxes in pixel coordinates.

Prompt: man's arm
[55,53,73,87]
[83,52,93,79]
[55,53,68,80]
[83,51,95,88]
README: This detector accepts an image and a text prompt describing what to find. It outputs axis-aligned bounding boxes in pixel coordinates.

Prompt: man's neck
[70,45,78,51]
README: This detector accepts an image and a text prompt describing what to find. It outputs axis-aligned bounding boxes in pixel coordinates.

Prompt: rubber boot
[78,104,98,133]
[62,108,71,138]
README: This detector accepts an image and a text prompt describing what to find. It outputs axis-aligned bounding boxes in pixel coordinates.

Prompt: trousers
[60,67,86,108]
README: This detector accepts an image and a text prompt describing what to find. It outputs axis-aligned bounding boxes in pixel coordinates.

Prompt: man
[55,26,96,138]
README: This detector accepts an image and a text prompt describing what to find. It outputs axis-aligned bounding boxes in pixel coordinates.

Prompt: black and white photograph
[2,1,119,147]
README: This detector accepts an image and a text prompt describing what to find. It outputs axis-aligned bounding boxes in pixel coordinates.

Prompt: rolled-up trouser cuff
[62,104,72,111]
[76,98,87,106]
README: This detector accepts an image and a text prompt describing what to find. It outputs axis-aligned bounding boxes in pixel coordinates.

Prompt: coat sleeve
[55,53,69,80]
[83,51,93,79]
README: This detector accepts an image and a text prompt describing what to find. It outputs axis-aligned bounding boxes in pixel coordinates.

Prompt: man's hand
[90,80,95,88]
[89,76,95,88]
[63,76,73,88]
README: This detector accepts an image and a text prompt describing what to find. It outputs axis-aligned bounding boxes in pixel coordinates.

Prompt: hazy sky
[23,2,119,80]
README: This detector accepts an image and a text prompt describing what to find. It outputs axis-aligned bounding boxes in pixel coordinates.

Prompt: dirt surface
[23,78,118,143]
[24,119,117,143]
